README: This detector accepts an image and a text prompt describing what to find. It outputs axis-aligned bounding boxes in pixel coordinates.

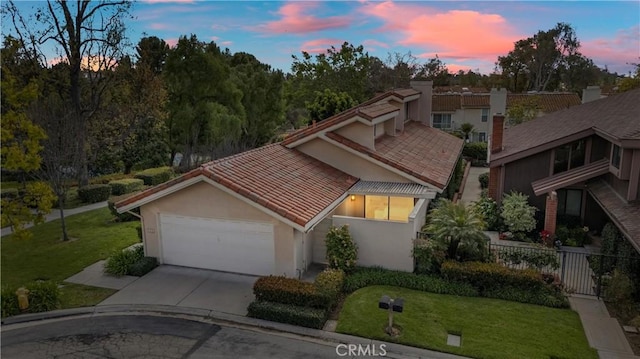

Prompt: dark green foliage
[314,268,345,300]
[441,261,545,291]
[555,225,589,247]
[136,224,143,241]
[247,301,328,329]
[1,281,61,317]
[482,287,569,308]
[306,89,356,123]
[128,256,158,277]
[472,194,501,231]
[77,184,112,203]
[556,214,582,228]
[478,173,489,189]
[443,158,464,199]
[108,194,141,222]
[496,248,560,271]
[108,178,144,196]
[133,166,173,186]
[104,246,150,277]
[343,267,478,296]
[463,142,487,161]
[325,225,358,273]
[253,276,332,309]
[413,241,446,274]
[0,188,19,200]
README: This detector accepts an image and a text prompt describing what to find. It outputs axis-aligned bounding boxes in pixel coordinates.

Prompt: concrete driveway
[98,266,257,316]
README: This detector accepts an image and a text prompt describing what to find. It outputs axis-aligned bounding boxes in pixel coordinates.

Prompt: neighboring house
[488,88,640,252]
[431,89,585,143]
[115,81,463,277]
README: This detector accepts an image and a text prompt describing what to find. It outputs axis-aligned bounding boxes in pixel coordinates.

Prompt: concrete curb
[1,304,471,359]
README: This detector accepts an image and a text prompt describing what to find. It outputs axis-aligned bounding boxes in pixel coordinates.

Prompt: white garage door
[159,214,275,275]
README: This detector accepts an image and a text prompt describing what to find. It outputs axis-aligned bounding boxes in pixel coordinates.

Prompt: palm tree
[459,122,475,143]
[425,199,488,261]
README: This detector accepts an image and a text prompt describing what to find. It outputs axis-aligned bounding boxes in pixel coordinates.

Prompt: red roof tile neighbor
[432,94,461,112]
[326,121,463,189]
[203,144,357,227]
[432,92,581,113]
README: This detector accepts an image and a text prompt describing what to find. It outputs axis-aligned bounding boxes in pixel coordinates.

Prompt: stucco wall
[336,122,374,150]
[452,108,489,141]
[140,181,296,276]
[297,138,409,182]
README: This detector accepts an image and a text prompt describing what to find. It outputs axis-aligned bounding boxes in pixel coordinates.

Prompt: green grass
[1,207,139,288]
[336,286,597,359]
[58,283,116,309]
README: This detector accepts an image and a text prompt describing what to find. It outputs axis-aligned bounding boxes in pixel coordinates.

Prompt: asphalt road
[1,315,347,358]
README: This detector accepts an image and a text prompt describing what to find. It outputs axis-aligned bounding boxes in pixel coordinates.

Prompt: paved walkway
[1,201,108,237]
[459,166,488,206]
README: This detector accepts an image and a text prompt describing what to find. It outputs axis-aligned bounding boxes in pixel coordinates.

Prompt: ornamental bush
[441,260,545,291]
[253,276,332,309]
[472,194,501,231]
[134,166,173,186]
[500,191,537,233]
[108,178,144,196]
[462,142,487,161]
[325,225,357,273]
[77,184,112,203]
[314,268,345,299]
[478,172,489,189]
[247,301,328,329]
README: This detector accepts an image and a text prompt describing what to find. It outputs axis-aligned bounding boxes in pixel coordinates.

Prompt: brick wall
[544,191,558,235]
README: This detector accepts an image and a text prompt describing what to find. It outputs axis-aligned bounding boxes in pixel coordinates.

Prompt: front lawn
[1,207,139,288]
[337,286,597,359]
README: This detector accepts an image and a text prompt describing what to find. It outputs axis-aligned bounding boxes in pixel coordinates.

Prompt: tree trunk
[58,196,69,242]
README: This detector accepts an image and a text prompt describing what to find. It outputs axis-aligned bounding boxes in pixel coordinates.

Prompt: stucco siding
[140,181,296,276]
[297,138,409,182]
[336,122,374,150]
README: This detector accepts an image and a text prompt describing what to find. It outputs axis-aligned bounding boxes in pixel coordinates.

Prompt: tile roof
[326,121,463,189]
[531,159,609,196]
[588,180,640,251]
[117,144,358,227]
[431,92,581,112]
[493,89,640,161]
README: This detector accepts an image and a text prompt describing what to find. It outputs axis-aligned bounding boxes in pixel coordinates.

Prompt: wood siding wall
[503,151,551,209]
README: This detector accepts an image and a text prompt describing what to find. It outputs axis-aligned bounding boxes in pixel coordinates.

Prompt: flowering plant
[539,230,552,246]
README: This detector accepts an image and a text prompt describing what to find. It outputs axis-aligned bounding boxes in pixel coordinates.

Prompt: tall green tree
[164,35,244,169]
[618,62,640,92]
[416,55,450,86]
[135,36,170,75]
[306,89,356,124]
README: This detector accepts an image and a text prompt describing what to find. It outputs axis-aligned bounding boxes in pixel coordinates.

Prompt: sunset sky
[10,1,640,75]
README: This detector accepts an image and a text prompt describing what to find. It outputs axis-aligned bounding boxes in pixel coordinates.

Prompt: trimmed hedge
[441,261,545,291]
[343,267,478,296]
[78,184,111,203]
[463,142,488,161]
[109,178,144,196]
[478,173,489,189]
[134,166,173,186]
[247,301,328,329]
[254,276,332,309]
[482,287,569,308]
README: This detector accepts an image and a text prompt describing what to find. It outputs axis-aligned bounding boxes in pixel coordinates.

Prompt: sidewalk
[459,166,488,205]
[569,296,639,359]
[1,201,108,237]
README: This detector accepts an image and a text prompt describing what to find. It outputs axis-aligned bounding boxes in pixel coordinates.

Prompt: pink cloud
[165,38,179,48]
[300,38,344,54]
[360,1,522,62]
[148,23,172,30]
[581,26,640,74]
[221,41,233,46]
[446,63,473,74]
[255,2,351,34]
[362,39,389,52]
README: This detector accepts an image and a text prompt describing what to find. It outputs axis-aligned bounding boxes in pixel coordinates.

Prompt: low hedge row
[482,287,569,308]
[441,261,545,291]
[254,276,332,309]
[78,184,111,203]
[104,246,157,277]
[343,267,478,296]
[2,281,60,318]
[134,166,173,186]
[247,301,328,329]
[109,178,144,196]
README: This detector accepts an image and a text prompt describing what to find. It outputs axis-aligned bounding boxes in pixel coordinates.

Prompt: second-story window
[481,108,489,122]
[553,140,585,175]
[611,145,621,169]
[432,113,452,129]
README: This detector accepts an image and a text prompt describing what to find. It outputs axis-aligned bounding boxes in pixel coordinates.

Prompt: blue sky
[9,1,640,75]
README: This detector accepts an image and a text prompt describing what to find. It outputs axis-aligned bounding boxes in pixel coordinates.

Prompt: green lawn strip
[336,286,597,359]
[1,207,139,288]
[58,283,116,309]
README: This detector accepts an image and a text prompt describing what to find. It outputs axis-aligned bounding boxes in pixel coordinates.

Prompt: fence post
[560,251,567,284]
[596,253,604,299]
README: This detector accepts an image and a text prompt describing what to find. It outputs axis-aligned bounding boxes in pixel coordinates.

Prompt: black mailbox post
[378,295,404,335]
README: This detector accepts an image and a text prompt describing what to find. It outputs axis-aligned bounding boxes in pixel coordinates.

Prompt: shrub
[77,184,112,203]
[27,281,61,313]
[555,225,589,247]
[247,301,328,329]
[134,166,173,186]
[441,261,545,291]
[1,286,19,318]
[478,172,489,189]
[254,276,331,309]
[462,142,487,161]
[0,188,19,200]
[604,270,635,316]
[472,195,501,231]
[104,246,144,276]
[128,256,158,277]
[482,287,569,308]
[314,268,345,299]
[108,178,144,196]
[89,173,130,185]
[412,240,445,274]
[343,267,478,296]
[325,225,357,273]
[108,193,141,222]
[501,191,537,233]
[496,248,560,271]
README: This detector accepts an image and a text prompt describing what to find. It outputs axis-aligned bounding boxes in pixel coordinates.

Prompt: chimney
[490,88,507,116]
[410,80,433,126]
[582,86,601,104]
[491,114,505,154]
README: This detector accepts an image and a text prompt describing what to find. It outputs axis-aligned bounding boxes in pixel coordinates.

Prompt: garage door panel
[159,214,275,275]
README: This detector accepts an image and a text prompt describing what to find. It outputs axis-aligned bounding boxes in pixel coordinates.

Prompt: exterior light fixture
[350,195,356,201]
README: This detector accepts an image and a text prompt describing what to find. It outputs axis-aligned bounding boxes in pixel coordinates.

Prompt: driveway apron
[98,266,257,316]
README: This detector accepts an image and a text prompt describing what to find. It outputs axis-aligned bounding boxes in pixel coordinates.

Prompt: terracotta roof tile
[326,122,463,189]
[462,94,490,108]
[432,94,461,112]
[494,89,640,161]
[432,92,581,113]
